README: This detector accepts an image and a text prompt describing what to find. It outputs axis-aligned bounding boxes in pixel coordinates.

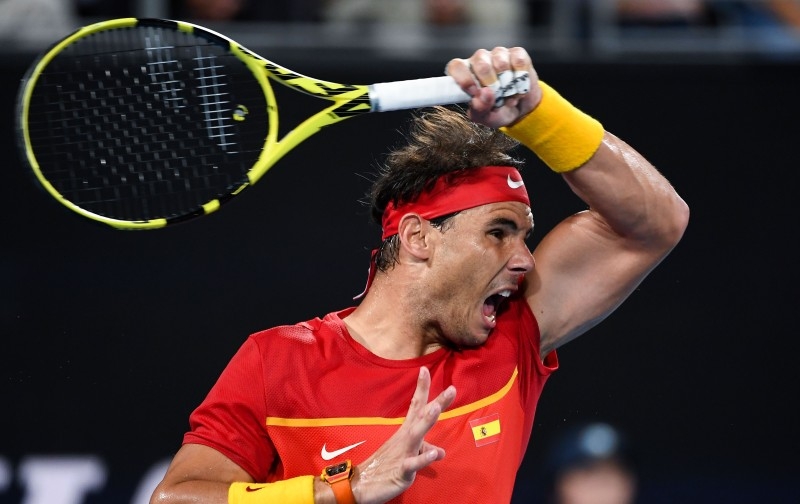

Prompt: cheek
[436,262,491,311]
[442,235,488,267]
[431,235,496,298]
[439,254,483,290]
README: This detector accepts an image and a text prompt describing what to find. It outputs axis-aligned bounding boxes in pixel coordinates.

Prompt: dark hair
[368,106,523,270]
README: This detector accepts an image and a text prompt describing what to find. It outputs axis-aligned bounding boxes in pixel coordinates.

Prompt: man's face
[414,201,534,348]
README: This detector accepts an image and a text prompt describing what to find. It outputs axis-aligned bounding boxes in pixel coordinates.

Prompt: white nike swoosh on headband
[507,174,525,189]
[321,440,367,461]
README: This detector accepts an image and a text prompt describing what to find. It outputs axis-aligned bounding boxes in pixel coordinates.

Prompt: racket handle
[369,76,471,112]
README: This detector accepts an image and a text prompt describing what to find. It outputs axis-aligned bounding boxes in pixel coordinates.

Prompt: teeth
[487,314,496,323]
[498,290,511,298]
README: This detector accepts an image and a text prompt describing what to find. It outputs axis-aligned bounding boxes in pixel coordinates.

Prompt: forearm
[153,477,330,504]
[151,479,230,504]
[562,132,689,249]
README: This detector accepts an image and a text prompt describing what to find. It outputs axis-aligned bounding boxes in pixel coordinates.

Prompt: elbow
[649,193,690,254]
[667,194,690,248]
[149,491,165,504]
[627,191,690,254]
[149,483,172,504]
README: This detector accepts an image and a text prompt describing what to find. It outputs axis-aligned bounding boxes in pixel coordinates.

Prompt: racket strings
[193,49,238,153]
[25,26,269,222]
[144,31,190,111]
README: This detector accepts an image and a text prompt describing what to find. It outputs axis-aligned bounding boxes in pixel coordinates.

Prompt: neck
[344,275,443,360]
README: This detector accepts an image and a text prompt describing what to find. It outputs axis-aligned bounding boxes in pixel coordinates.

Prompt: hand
[350,367,456,504]
[445,47,543,129]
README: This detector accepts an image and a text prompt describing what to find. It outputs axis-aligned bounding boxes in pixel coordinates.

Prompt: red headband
[381,166,530,239]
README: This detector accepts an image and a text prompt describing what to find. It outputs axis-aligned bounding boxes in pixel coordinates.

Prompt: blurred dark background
[1,1,799,503]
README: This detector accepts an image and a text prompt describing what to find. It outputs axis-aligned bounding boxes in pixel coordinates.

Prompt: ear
[397,213,432,261]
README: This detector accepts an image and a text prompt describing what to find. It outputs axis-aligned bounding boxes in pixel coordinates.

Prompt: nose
[508,239,535,274]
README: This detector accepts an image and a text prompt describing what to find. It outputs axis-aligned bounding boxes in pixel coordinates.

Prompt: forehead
[458,201,534,228]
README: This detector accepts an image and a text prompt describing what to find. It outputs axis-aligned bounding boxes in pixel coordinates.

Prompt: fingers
[444,58,480,97]
[418,440,445,464]
[350,369,455,502]
[401,442,446,476]
[405,366,432,421]
[434,385,456,414]
[447,47,533,110]
[406,367,456,426]
[478,47,532,109]
[403,368,456,444]
[446,47,540,128]
[397,370,454,478]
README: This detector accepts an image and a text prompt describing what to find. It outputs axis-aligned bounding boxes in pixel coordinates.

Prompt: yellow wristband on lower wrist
[229,476,314,504]
[500,81,604,173]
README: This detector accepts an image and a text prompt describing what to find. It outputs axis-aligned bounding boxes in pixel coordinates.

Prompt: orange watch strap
[329,478,356,504]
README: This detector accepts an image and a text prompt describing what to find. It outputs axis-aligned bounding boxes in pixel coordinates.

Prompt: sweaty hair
[368,106,524,270]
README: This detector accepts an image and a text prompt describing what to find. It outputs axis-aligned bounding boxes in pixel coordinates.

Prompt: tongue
[483,295,498,317]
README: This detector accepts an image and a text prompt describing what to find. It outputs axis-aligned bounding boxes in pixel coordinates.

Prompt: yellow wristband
[500,81,604,173]
[229,476,314,504]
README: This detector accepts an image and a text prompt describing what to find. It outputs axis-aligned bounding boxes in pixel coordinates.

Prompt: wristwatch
[320,459,356,504]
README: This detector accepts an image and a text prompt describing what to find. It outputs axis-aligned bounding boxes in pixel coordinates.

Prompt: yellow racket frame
[18,18,373,229]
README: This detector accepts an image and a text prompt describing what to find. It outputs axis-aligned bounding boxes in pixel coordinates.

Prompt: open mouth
[483,290,512,325]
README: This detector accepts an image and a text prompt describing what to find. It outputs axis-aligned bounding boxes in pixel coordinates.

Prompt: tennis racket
[16,18,527,230]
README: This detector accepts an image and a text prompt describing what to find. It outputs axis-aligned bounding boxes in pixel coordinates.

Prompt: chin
[462,329,492,348]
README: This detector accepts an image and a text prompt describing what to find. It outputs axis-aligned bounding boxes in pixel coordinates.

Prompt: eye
[488,229,505,239]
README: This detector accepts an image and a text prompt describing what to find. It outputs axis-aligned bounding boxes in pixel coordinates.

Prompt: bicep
[526,210,668,355]
[151,444,254,504]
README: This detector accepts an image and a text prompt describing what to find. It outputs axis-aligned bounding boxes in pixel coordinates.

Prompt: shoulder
[247,308,354,354]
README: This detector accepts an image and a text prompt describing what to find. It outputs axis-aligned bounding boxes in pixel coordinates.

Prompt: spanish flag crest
[469,413,501,447]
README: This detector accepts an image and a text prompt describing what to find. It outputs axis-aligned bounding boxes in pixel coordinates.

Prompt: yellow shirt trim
[265,367,518,427]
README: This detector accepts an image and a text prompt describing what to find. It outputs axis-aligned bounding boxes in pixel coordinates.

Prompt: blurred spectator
[715,0,800,28]
[614,0,800,33]
[322,0,527,28]
[616,0,715,27]
[175,0,246,21]
[321,0,528,57]
[763,0,800,27]
[0,0,77,46]
[714,0,800,53]
[543,422,638,504]
[170,0,325,22]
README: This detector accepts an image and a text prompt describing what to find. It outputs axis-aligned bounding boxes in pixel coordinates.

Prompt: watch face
[326,462,349,477]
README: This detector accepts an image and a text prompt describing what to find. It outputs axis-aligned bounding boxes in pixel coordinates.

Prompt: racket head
[17,18,278,229]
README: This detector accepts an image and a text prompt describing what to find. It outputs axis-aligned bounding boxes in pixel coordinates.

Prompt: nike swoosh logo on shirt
[321,440,367,461]
[507,175,525,189]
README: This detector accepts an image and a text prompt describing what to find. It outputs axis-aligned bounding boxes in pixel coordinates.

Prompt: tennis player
[150,46,689,504]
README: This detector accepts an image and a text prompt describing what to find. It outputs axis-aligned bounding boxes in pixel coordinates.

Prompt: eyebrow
[486,217,533,236]
[487,217,519,229]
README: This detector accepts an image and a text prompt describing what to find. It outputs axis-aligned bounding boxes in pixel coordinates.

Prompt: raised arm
[528,130,689,355]
[447,47,690,356]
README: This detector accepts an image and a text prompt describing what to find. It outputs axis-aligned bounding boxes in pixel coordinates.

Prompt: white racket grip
[369,76,471,112]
